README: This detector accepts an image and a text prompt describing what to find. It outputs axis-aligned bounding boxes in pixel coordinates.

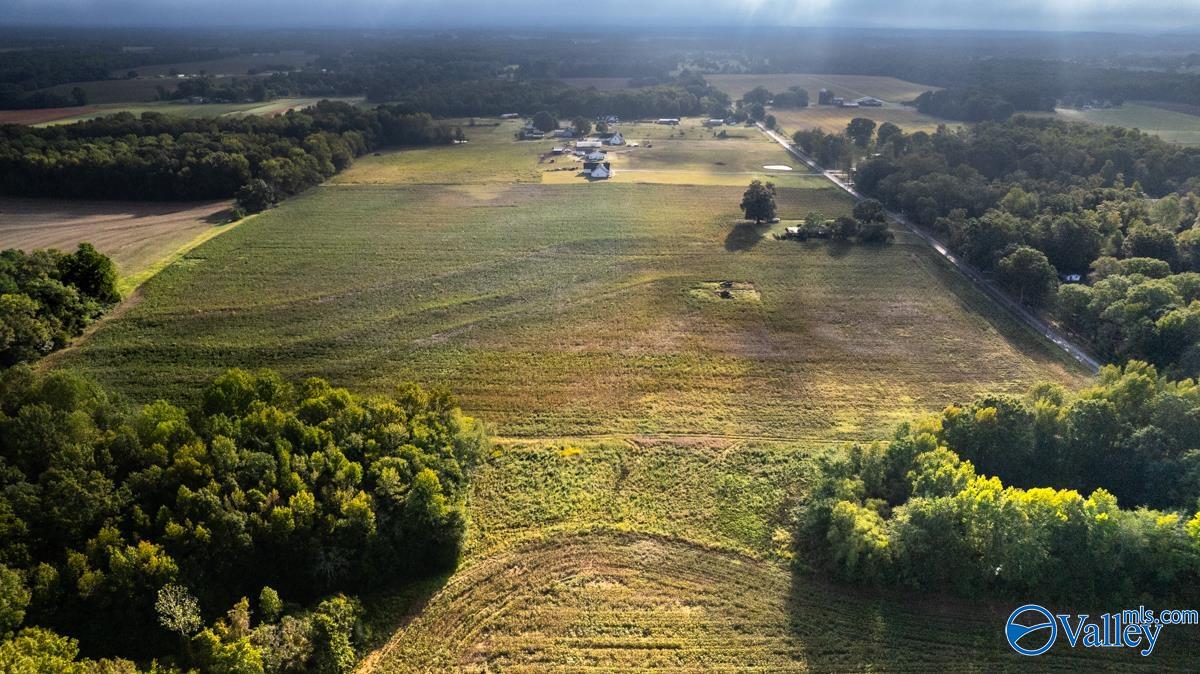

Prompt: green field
[363,439,1197,672]
[50,115,1125,670]
[28,97,362,126]
[769,104,953,136]
[1028,102,1200,145]
[706,73,937,103]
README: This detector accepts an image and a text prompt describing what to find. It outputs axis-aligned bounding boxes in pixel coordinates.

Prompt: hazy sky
[2,0,1199,32]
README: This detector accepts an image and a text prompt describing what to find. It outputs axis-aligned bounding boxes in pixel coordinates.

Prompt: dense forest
[1,245,120,367]
[835,117,1200,375]
[797,361,1200,602]
[0,366,485,671]
[0,101,456,207]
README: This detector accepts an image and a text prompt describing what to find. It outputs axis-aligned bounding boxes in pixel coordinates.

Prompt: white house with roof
[590,162,612,179]
[607,131,625,146]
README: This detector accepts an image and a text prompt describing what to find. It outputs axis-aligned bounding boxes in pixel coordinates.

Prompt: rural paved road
[755,122,1103,374]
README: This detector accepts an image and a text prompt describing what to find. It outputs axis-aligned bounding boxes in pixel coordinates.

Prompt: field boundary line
[115,206,247,295]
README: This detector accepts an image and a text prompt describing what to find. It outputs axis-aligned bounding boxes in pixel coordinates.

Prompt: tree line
[1,245,120,368]
[0,366,485,672]
[797,361,1200,603]
[842,117,1200,375]
[0,101,456,212]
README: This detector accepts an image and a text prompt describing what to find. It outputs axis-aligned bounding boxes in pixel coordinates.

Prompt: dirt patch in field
[0,197,232,277]
[0,107,98,125]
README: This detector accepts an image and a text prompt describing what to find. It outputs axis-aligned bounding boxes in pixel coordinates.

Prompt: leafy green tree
[0,566,29,635]
[875,121,902,147]
[845,118,877,147]
[852,199,886,223]
[530,110,557,133]
[235,179,276,215]
[739,180,777,224]
[157,584,202,640]
[831,217,859,240]
[1122,225,1179,266]
[58,243,119,305]
[741,86,772,105]
[857,220,892,243]
[571,116,591,136]
[997,245,1058,307]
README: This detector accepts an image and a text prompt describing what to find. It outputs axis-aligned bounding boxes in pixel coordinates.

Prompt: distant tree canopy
[0,101,453,203]
[798,361,1200,603]
[914,88,1015,122]
[770,86,809,108]
[740,180,777,224]
[0,45,224,109]
[0,245,119,367]
[531,110,557,132]
[0,366,485,667]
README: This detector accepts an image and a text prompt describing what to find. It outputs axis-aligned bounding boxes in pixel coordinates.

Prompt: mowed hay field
[705,73,937,103]
[0,197,234,293]
[51,117,1115,670]
[769,105,952,136]
[1027,103,1200,145]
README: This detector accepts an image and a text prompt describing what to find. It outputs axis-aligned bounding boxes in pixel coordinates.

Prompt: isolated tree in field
[853,199,886,224]
[571,116,592,136]
[846,118,877,147]
[740,180,777,224]
[997,245,1058,307]
[531,110,558,132]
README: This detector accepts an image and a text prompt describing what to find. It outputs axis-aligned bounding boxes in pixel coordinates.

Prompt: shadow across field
[787,572,1200,671]
[724,220,772,251]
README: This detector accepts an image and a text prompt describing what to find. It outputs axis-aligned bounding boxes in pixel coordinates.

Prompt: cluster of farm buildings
[507,114,633,179]
[816,89,884,108]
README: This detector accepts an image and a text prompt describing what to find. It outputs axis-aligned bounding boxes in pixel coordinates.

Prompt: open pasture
[706,73,937,102]
[0,197,233,293]
[26,97,359,127]
[59,130,1083,439]
[1027,102,1200,145]
[769,104,951,136]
